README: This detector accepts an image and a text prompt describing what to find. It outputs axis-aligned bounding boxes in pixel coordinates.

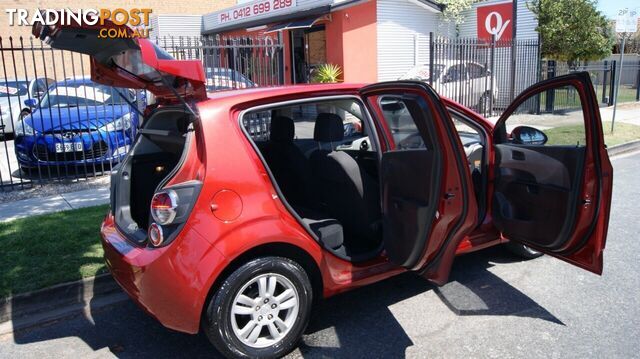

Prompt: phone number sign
[219,0,297,25]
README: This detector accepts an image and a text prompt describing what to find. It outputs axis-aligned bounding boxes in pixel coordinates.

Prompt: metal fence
[423,35,541,118]
[154,36,284,90]
[0,35,283,191]
[539,59,640,113]
[1,32,639,192]
[424,35,640,117]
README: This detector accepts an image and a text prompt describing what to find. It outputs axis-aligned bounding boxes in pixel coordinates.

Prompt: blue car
[14,77,138,170]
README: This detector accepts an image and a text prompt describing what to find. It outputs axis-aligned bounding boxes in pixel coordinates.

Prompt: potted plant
[312,63,343,83]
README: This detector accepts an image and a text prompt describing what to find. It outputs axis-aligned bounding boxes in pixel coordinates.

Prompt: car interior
[242,98,488,263]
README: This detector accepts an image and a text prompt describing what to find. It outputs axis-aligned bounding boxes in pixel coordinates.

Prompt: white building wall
[377,0,451,81]
[150,15,204,38]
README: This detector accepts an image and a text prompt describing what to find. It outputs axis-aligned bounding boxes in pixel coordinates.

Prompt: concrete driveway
[0,152,638,358]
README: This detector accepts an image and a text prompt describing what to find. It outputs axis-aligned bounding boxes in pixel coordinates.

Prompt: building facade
[201,0,538,84]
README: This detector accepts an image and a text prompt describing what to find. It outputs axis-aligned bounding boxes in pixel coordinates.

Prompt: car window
[378,96,432,151]
[243,98,372,154]
[504,85,586,146]
[443,65,466,83]
[39,83,134,108]
[34,79,49,96]
[467,63,487,79]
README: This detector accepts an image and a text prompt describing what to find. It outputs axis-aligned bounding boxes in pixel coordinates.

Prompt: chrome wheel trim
[230,273,300,349]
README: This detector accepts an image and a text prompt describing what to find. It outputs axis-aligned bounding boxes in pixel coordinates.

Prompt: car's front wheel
[204,257,313,359]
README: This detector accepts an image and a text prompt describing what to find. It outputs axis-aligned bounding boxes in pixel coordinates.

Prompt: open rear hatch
[33,18,206,244]
[32,18,206,103]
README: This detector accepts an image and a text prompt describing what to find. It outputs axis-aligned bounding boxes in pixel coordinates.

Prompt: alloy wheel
[229,273,300,348]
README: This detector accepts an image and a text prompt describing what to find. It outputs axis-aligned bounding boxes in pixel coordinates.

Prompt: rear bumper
[100,213,227,334]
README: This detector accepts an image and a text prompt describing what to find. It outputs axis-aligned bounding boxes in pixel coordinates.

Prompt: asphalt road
[1,152,639,358]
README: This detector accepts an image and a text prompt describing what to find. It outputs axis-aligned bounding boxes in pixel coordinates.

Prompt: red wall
[217,0,378,85]
[326,0,377,83]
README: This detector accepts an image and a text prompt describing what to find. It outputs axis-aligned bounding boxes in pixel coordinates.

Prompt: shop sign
[219,0,297,25]
[477,2,513,43]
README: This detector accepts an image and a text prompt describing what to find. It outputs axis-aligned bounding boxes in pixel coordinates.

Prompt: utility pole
[612,8,638,133]
[611,35,625,134]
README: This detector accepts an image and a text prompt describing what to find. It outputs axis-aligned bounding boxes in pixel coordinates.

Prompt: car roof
[204,83,365,103]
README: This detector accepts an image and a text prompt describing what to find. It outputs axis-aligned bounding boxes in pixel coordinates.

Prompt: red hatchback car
[37,22,613,358]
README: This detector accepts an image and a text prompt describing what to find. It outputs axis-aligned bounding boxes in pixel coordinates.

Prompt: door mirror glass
[24,98,38,108]
[511,126,548,145]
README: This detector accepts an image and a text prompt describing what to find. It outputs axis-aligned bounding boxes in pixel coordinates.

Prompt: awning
[264,14,331,33]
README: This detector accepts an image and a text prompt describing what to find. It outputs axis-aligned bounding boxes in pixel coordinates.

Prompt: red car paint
[34,21,612,336]
[99,83,611,334]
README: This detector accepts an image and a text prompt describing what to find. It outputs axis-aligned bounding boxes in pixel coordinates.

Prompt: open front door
[361,81,478,285]
[492,72,613,274]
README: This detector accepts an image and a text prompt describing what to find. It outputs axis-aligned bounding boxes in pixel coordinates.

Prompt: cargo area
[111,107,194,244]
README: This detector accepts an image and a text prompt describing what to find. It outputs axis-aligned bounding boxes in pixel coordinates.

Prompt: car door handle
[512,150,525,161]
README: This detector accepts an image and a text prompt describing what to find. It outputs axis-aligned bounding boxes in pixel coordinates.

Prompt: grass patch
[544,122,640,147]
[0,205,108,298]
[592,85,638,104]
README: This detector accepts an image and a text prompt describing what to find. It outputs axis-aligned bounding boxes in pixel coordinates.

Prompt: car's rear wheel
[204,257,312,359]
[505,242,543,259]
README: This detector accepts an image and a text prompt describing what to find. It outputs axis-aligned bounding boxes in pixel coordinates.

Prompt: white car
[0,78,53,136]
[400,61,498,113]
[204,68,257,91]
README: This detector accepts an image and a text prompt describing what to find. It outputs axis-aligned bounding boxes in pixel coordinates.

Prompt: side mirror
[511,126,548,145]
[24,98,38,108]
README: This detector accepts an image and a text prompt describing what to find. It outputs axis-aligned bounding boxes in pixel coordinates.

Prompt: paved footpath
[0,187,110,222]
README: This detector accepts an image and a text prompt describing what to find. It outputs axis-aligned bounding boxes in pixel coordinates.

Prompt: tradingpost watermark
[5,8,153,38]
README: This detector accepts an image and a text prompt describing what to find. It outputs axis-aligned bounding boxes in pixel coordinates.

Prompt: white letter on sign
[485,11,511,41]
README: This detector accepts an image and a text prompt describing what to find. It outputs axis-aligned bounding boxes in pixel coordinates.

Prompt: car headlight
[14,120,35,137]
[99,113,132,132]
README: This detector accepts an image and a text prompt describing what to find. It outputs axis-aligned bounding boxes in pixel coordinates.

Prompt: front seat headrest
[270,116,295,143]
[314,113,344,142]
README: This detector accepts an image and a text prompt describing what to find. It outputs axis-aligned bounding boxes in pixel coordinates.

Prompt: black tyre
[505,242,544,259]
[204,257,313,359]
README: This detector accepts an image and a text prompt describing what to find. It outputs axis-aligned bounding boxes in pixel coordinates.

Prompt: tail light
[151,190,178,225]
[147,181,202,247]
[148,223,164,246]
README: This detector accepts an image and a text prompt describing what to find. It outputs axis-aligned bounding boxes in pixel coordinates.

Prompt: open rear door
[361,81,478,285]
[32,17,206,102]
[492,72,613,274]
